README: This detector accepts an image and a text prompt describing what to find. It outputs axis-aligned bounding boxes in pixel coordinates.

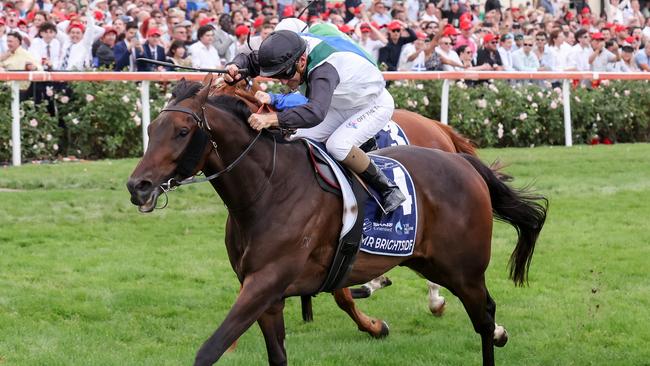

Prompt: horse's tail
[460,154,548,286]
[437,122,477,155]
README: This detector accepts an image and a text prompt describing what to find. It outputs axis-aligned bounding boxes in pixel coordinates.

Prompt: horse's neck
[200,107,304,216]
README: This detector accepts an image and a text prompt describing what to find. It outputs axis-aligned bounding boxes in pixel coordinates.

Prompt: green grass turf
[1,144,649,365]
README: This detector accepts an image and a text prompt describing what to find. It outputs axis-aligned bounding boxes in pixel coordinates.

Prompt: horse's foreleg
[194,274,286,366]
[257,299,287,366]
[333,288,389,338]
[349,275,393,298]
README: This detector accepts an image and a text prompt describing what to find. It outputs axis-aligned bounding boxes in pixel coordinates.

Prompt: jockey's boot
[359,160,406,213]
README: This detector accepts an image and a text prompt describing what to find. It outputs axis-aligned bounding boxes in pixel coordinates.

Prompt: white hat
[274,18,308,33]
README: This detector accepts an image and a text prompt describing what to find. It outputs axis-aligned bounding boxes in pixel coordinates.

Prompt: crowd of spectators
[1,0,650,76]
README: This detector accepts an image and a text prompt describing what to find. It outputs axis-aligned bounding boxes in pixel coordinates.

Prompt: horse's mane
[170,79,252,122]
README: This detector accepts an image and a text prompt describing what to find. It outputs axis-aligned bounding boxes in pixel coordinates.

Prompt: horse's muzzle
[126,178,160,213]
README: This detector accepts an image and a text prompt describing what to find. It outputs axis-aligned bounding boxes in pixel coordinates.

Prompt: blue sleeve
[269,92,309,111]
[635,52,648,68]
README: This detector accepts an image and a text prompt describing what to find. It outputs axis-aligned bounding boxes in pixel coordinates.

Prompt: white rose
[497,123,504,139]
[72,118,79,125]
[46,134,52,141]
[53,144,59,151]
[550,101,558,109]
[122,95,130,103]
[422,95,429,106]
[60,95,69,104]
[85,94,95,102]
[29,119,38,127]
[519,113,527,121]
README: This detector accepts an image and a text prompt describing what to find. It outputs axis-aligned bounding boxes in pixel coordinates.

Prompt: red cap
[416,31,427,40]
[0,18,5,26]
[581,7,590,14]
[591,32,604,40]
[460,20,472,31]
[624,36,635,44]
[67,22,85,33]
[320,10,330,20]
[235,24,250,37]
[308,15,319,22]
[459,12,472,24]
[614,24,627,33]
[565,12,574,20]
[442,25,460,36]
[511,6,520,12]
[282,5,294,17]
[483,33,497,43]
[94,10,104,21]
[604,22,615,29]
[370,21,381,29]
[360,24,371,33]
[338,24,353,33]
[353,7,361,14]
[17,18,27,26]
[253,16,264,28]
[67,12,79,21]
[102,26,118,36]
[387,20,402,31]
[146,27,162,37]
[199,17,216,27]
[581,18,591,26]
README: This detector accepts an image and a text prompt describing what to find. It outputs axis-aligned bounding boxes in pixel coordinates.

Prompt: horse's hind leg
[487,290,508,347]
[453,278,496,366]
[427,281,446,317]
[332,288,389,338]
[257,299,287,366]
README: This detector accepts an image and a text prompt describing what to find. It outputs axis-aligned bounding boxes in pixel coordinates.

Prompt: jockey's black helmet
[258,30,307,78]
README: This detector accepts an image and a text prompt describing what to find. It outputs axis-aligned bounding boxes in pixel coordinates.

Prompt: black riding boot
[360,161,406,213]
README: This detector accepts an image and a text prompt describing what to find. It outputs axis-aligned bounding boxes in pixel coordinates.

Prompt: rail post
[440,79,450,125]
[11,81,21,166]
[562,79,573,147]
[140,80,150,153]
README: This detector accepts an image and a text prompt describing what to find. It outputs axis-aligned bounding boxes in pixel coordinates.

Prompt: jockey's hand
[248,112,279,131]
[224,64,242,84]
[254,91,272,105]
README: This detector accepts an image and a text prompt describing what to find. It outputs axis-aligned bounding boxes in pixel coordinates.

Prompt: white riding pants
[290,88,395,161]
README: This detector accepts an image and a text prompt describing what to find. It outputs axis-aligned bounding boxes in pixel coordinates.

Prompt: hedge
[2,79,650,163]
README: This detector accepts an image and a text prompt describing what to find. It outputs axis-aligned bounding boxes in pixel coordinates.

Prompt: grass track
[1,144,650,365]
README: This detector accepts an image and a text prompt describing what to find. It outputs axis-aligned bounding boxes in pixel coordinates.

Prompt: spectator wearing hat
[511,35,542,71]
[166,39,192,68]
[613,24,630,45]
[399,31,428,71]
[234,24,251,54]
[436,35,463,70]
[188,24,222,69]
[29,22,61,70]
[611,44,639,71]
[114,21,140,71]
[567,28,592,71]
[345,6,365,28]
[635,40,650,71]
[476,32,503,70]
[59,8,105,70]
[94,26,118,68]
[356,22,387,62]
[135,27,166,71]
[497,33,514,70]
[588,32,618,71]
[377,20,416,71]
[484,0,502,17]
[454,20,477,56]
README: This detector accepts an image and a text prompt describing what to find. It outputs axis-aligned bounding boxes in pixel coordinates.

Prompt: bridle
[154,102,277,211]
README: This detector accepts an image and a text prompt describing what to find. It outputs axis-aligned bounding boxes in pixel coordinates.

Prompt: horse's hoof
[350,286,372,299]
[429,299,446,317]
[380,277,393,288]
[375,320,390,338]
[494,326,508,348]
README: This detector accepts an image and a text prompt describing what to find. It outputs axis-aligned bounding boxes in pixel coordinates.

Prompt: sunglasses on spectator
[391,29,401,33]
[441,41,451,45]
[490,41,498,44]
[464,50,472,54]
[523,43,533,46]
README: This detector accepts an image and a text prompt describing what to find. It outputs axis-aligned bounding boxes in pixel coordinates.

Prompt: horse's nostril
[135,179,153,192]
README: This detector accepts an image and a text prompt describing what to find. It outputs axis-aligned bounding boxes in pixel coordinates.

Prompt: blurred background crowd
[0,0,649,74]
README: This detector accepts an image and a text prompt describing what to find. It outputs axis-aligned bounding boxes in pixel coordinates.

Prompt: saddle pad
[375,120,410,148]
[360,155,418,256]
[302,139,418,257]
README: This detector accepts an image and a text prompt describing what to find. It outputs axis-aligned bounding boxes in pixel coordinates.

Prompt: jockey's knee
[326,139,354,162]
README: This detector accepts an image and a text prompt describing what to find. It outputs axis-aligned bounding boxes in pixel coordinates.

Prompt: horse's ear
[201,73,214,87]
[196,74,213,105]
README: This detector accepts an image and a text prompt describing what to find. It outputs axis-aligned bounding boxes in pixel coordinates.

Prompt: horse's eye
[179,128,190,137]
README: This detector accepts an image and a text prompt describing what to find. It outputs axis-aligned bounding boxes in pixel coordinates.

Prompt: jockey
[223,30,406,213]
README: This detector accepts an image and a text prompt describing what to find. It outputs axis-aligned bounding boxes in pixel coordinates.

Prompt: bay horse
[127,75,548,366]
[208,79,501,329]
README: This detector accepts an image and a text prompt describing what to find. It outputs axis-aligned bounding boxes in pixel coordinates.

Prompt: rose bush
[2,79,650,163]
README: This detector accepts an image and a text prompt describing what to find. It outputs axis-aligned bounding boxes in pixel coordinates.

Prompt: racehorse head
[126,74,215,213]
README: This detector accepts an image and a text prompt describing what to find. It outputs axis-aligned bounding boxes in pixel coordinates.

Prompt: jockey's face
[279,53,307,91]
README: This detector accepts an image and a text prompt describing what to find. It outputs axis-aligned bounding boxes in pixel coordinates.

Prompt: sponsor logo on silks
[363,218,373,232]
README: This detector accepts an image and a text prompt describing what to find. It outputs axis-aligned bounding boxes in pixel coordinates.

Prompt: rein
[155,103,277,211]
